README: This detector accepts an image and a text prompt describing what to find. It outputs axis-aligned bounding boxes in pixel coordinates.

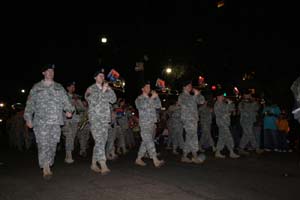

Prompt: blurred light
[211,85,217,91]
[223,93,227,97]
[166,67,172,74]
[163,99,166,102]
[101,37,108,44]
[217,0,225,8]
[0,119,2,123]
[131,112,135,115]
[0,103,4,108]
[161,107,166,110]
[21,89,25,93]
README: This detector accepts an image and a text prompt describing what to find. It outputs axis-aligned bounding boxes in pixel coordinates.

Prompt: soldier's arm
[104,89,117,104]
[62,88,75,113]
[151,96,162,109]
[135,96,148,110]
[194,93,205,105]
[24,88,35,124]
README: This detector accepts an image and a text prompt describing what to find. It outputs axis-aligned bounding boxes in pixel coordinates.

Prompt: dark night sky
[1,1,300,107]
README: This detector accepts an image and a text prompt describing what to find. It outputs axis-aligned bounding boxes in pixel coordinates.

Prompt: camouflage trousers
[90,121,109,161]
[199,123,214,148]
[239,123,258,149]
[117,126,127,151]
[62,121,78,152]
[125,129,136,147]
[168,123,184,150]
[33,124,61,168]
[106,125,118,156]
[138,123,157,159]
[77,126,90,153]
[183,121,199,155]
[216,124,234,151]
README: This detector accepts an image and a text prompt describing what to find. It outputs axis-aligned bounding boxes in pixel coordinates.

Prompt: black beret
[41,64,55,72]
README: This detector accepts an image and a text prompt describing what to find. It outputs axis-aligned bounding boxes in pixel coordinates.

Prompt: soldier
[62,82,85,163]
[135,81,164,167]
[166,99,184,155]
[198,101,215,152]
[77,99,90,157]
[24,64,74,179]
[214,91,240,159]
[178,81,205,164]
[291,76,300,123]
[238,92,263,155]
[85,69,116,174]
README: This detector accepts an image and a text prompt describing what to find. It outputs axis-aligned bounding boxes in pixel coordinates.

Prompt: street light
[21,89,25,93]
[166,67,172,74]
[100,36,108,44]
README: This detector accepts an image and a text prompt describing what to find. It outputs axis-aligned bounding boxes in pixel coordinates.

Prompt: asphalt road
[0,147,299,200]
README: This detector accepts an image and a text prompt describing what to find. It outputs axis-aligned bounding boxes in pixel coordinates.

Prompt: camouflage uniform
[291,76,300,123]
[238,100,259,149]
[214,101,235,152]
[116,108,129,153]
[198,104,215,149]
[62,93,85,153]
[106,108,118,158]
[178,92,205,155]
[85,84,116,162]
[24,80,74,168]
[135,95,161,159]
[166,104,184,151]
[77,108,90,155]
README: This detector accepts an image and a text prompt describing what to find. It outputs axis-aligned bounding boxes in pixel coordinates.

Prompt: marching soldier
[166,99,184,155]
[214,91,240,159]
[24,64,74,179]
[135,81,164,168]
[178,81,205,164]
[77,99,90,157]
[198,101,216,152]
[62,82,85,163]
[238,92,263,155]
[85,69,116,174]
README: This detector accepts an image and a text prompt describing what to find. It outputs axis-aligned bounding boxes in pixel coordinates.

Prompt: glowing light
[0,119,2,123]
[217,0,225,8]
[211,85,217,91]
[0,103,4,108]
[166,67,172,74]
[21,89,25,93]
[101,37,108,44]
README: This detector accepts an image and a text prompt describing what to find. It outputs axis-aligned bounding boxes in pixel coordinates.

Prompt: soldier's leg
[90,122,102,173]
[78,128,90,157]
[117,126,127,154]
[238,124,251,155]
[34,125,52,177]
[48,125,61,173]
[63,122,76,163]
[176,125,184,150]
[223,126,239,158]
[106,126,117,159]
[215,125,226,158]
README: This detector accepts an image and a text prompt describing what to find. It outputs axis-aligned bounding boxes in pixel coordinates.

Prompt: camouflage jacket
[214,101,235,126]
[198,104,212,124]
[24,80,74,126]
[135,95,161,125]
[85,84,117,124]
[238,100,259,124]
[178,92,205,123]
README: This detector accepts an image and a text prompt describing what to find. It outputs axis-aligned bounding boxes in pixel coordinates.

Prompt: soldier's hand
[151,90,158,99]
[85,88,91,98]
[103,82,109,92]
[26,121,33,129]
[193,88,200,95]
[66,112,73,118]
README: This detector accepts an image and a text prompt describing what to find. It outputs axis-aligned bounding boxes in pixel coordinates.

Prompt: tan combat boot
[99,160,111,175]
[90,159,101,173]
[65,151,74,164]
